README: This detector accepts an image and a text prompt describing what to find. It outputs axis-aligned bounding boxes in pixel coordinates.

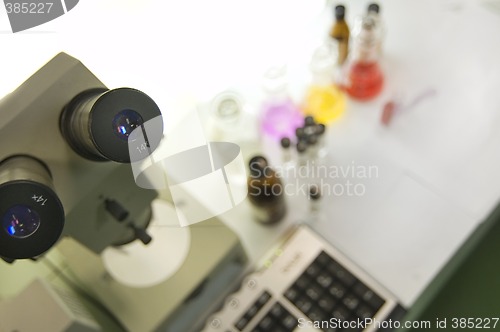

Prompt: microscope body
[0,53,155,255]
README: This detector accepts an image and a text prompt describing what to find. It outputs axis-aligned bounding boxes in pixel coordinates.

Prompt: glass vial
[247,156,287,225]
[367,3,385,56]
[280,137,294,169]
[330,5,350,66]
[308,184,322,223]
[209,90,244,141]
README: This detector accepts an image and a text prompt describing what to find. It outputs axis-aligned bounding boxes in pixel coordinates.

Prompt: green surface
[400,203,500,331]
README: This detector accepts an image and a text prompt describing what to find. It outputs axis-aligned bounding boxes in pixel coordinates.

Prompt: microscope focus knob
[104,199,129,222]
[128,224,152,245]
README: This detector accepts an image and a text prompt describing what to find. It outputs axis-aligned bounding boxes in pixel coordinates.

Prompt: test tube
[280,137,293,167]
[296,140,308,168]
[308,184,322,222]
[307,134,319,163]
[316,124,327,158]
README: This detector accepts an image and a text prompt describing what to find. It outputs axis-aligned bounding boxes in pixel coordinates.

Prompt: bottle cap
[304,116,316,127]
[248,155,268,176]
[368,3,380,14]
[309,185,322,200]
[280,137,291,149]
[335,5,345,20]
[295,127,306,139]
[296,141,308,153]
[316,123,326,136]
[307,134,318,146]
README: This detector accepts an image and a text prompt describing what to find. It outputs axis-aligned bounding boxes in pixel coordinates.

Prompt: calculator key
[316,272,333,288]
[269,302,285,319]
[328,281,346,300]
[256,291,271,306]
[356,304,375,320]
[331,305,350,321]
[246,305,259,318]
[308,307,326,322]
[283,314,297,330]
[328,263,356,287]
[315,251,332,266]
[318,295,336,312]
[273,327,287,332]
[295,274,312,291]
[235,316,249,331]
[257,316,275,330]
[305,283,322,301]
[342,293,360,311]
[284,287,300,302]
[352,282,384,310]
[295,296,314,314]
[342,325,363,332]
[324,328,341,332]
[305,262,323,278]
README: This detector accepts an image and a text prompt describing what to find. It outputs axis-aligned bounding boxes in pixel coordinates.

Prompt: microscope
[0,53,247,331]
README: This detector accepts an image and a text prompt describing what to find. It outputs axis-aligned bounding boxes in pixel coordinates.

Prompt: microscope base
[57,216,246,332]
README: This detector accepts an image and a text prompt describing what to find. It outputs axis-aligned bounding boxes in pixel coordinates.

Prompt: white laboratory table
[216,0,500,309]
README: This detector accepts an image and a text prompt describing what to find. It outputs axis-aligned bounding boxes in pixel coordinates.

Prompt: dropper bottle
[330,5,350,66]
[367,3,385,56]
[280,137,293,170]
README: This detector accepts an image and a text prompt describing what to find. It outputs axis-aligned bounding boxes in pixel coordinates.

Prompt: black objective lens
[0,155,65,259]
[60,88,163,163]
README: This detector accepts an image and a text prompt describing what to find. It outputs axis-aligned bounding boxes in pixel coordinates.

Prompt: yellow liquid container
[303,84,346,124]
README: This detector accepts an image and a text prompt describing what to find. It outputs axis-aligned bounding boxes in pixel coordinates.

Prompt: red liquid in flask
[346,61,383,101]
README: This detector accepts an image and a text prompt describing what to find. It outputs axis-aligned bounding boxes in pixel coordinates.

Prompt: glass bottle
[247,155,287,225]
[302,44,346,124]
[208,90,244,141]
[329,5,350,66]
[260,66,303,141]
[345,14,384,101]
[280,137,293,169]
[367,3,385,56]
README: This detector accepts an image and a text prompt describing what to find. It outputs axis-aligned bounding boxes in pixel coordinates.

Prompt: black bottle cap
[316,123,326,136]
[307,134,318,146]
[249,155,268,176]
[296,127,306,139]
[309,185,321,200]
[304,116,316,127]
[296,141,308,153]
[335,5,345,20]
[280,137,291,149]
[368,3,380,14]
